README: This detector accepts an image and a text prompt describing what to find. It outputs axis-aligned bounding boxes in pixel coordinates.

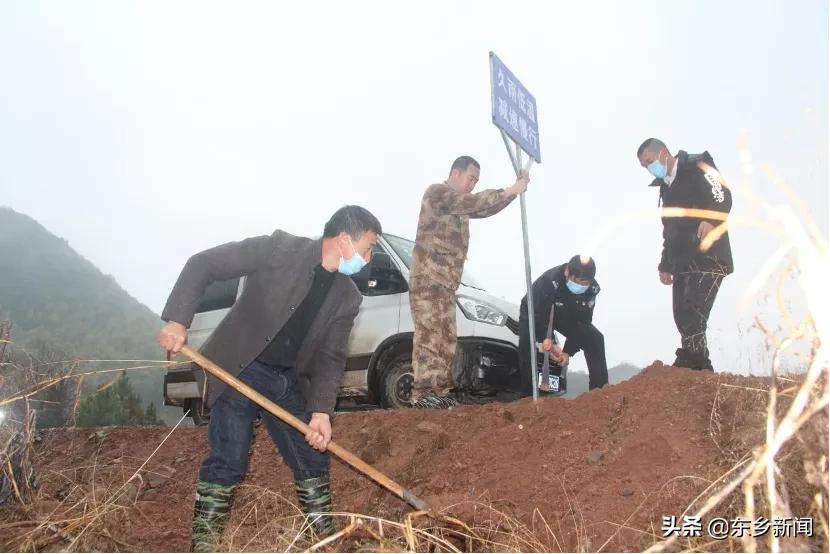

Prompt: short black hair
[567,254,596,280]
[637,138,667,158]
[450,155,480,174]
[323,205,382,239]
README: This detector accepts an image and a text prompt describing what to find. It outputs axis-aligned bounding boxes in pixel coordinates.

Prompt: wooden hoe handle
[180,345,428,511]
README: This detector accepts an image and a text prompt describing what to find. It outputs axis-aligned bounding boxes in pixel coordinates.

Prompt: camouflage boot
[412,391,458,409]
[191,480,234,552]
[295,475,336,536]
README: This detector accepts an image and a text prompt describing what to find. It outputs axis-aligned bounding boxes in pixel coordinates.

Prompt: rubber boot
[295,475,336,536]
[191,480,234,552]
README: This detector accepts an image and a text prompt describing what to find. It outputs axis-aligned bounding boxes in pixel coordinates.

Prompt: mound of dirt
[2,363,824,552]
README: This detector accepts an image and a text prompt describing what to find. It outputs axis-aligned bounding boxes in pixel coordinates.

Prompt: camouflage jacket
[410,182,516,290]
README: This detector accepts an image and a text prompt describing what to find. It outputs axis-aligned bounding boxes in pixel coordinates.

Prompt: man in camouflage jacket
[409,155,529,408]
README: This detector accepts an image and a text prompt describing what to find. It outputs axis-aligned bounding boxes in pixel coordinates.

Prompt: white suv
[163,234,523,424]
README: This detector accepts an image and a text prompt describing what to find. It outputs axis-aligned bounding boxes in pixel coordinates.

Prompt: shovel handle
[179,346,428,511]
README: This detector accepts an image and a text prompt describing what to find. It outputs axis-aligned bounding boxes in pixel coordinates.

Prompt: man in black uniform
[636,138,734,370]
[518,255,608,396]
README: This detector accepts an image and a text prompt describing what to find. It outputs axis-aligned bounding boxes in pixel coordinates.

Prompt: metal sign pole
[490,52,541,402]
[500,130,539,401]
[517,155,539,402]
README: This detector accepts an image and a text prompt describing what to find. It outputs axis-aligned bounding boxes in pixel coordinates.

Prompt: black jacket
[649,150,733,274]
[162,231,362,416]
[520,264,600,355]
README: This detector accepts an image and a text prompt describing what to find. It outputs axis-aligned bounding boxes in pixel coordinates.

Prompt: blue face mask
[338,237,367,276]
[647,159,667,179]
[566,279,589,295]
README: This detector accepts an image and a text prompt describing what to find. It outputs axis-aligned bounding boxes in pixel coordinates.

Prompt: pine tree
[143,402,160,425]
[76,374,161,427]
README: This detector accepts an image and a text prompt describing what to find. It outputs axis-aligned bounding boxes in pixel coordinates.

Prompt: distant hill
[563,362,642,399]
[0,207,172,421]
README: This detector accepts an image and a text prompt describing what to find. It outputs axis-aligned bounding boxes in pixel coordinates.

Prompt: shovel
[179,345,428,511]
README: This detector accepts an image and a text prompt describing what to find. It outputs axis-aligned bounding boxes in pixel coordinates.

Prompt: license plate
[538,372,560,391]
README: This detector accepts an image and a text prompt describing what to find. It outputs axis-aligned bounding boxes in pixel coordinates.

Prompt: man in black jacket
[637,138,733,371]
[518,255,608,396]
[157,205,382,551]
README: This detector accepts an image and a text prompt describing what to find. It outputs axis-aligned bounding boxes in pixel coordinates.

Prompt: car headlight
[456,296,507,326]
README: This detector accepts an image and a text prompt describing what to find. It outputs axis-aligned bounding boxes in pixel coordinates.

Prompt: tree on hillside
[76,374,161,427]
[0,208,169,421]
[144,402,159,423]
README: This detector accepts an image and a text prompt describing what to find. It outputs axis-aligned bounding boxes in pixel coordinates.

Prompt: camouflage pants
[410,278,457,399]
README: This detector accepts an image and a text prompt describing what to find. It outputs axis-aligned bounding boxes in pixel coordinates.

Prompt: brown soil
[2,363,823,552]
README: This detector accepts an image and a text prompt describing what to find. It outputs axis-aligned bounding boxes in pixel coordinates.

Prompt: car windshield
[383,234,486,290]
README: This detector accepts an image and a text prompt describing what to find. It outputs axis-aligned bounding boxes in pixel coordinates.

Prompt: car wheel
[186,399,210,426]
[379,353,414,409]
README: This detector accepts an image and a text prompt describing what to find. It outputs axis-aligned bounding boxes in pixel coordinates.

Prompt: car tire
[379,353,414,409]
[186,399,210,426]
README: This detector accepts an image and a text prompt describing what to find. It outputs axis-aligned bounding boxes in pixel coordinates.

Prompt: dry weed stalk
[1,358,188,410]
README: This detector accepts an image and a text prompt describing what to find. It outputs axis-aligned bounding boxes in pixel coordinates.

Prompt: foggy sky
[2,0,827,375]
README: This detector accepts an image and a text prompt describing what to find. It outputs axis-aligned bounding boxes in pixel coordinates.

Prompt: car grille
[480,347,517,372]
[505,316,520,335]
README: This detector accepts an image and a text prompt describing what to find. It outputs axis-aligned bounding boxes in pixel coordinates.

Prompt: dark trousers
[518,308,608,396]
[671,262,726,370]
[199,360,329,486]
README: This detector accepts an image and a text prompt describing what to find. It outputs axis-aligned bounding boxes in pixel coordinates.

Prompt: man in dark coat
[637,137,733,370]
[157,205,381,551]
[518,255,608,396]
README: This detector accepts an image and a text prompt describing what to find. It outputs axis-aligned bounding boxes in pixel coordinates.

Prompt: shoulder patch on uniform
[552,281,559,289]
[703,171,725,203]
[697,161,726,204]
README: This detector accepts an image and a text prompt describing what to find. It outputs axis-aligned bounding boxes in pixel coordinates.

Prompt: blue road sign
[489,51,541,162]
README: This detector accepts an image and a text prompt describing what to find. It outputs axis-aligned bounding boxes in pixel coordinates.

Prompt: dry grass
[0,411,189,552]
[218,485,558,553]
[2,474,562,553]
[0,403,37,508]
[634,371,827,553]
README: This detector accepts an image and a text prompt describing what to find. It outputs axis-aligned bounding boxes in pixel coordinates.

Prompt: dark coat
[161,230,362,416]
[649,150,734,274]
[520,263,600,355]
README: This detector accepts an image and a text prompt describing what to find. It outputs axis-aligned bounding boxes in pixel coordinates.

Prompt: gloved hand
[542,339,569,366]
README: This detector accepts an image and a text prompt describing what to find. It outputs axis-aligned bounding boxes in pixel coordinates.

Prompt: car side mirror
[351,252,408,295]
[369,252,394,272]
